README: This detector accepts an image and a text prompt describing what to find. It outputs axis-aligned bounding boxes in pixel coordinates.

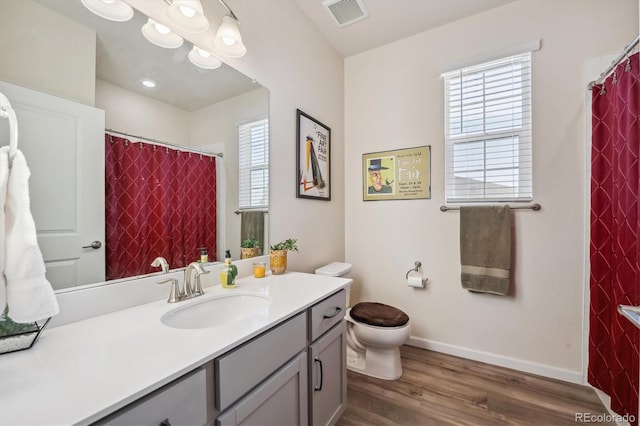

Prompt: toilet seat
[350,302,409,327]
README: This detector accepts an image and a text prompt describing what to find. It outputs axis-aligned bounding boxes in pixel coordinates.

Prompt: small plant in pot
[240,238,261,259]
[269,238,298,275]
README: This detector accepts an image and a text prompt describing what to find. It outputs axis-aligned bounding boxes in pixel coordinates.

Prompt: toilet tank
[315,262,352,306]
[315,262,352,277]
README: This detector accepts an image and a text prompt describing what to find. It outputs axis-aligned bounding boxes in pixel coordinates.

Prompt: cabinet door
[309,322,346,426]
[217,351,308,426]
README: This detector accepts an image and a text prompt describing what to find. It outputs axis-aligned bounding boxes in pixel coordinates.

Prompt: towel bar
[440,203,541,212]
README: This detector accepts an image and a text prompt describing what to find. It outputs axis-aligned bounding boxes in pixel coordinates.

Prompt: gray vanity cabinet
[95,289,348,426]
[308,290,347,426]
[98,367,210,426]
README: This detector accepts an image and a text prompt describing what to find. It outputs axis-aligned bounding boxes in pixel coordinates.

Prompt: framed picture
[363,146,431,201]
[296,109,331,200]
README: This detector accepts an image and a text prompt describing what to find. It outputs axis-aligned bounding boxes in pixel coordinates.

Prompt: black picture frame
[296,109,331,201]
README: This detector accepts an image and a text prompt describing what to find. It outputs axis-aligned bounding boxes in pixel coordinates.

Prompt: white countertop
[0,272,350,425]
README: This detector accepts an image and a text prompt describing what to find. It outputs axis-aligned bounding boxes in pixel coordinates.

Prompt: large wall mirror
[0,0,269,291]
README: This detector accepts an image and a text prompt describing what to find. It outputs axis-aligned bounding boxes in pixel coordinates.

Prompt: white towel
[0,147,8,313]
[3,148,59,322]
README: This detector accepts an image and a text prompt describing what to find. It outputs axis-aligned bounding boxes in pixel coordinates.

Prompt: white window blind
[443,52,532,203]
[239,118,269,209]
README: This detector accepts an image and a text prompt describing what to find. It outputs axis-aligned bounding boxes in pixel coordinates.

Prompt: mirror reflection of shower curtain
[105,135,217,280]
[240,211,265,254]
[589,52,639,424]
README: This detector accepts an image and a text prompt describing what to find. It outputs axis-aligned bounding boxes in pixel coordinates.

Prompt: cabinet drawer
[216,312,307,411]
[309,289,346,341]
[99,367,208,426]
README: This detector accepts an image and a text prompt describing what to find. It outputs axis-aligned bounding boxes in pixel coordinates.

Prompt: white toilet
[315,262,411,380]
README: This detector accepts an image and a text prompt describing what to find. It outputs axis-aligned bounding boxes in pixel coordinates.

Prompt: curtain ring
[599,85,607,96]
[612,70,617,85]
[625,56,631,72]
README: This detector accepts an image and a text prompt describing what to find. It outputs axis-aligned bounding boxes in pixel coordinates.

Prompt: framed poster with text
[363,146,431,201]
[296,109,331,200]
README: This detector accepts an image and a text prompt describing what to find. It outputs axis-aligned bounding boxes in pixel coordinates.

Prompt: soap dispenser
[220,250,238,288]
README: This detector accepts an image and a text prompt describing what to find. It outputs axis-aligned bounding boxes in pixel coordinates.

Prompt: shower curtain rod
[106,129,223,158]
[587,35,639,89]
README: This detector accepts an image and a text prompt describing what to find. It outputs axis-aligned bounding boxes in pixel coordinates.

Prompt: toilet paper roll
[407,275,424,288]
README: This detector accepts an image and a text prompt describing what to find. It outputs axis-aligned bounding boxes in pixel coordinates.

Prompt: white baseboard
[407,336,584,384]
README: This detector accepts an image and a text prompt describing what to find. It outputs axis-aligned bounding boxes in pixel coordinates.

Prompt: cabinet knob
[159,418,171,426]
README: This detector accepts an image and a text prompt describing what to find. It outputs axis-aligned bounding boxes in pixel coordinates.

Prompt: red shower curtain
[105,135,217,280]
[590,52,639,423]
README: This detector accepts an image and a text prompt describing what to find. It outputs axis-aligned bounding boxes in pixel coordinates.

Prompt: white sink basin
[161,292,271,329]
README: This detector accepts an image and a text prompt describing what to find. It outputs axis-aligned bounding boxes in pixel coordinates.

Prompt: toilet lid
[350,302,409,327]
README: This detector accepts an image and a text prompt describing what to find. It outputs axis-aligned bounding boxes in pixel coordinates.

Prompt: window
[238,118,269,209]
[443,52,532,203]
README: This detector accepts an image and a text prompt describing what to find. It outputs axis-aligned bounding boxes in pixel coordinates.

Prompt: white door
[0,81,105,290]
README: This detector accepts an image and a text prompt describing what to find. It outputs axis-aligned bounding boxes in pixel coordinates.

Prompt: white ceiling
[35,0,258,112]
[33,0,516,110]
[294,0,516,57]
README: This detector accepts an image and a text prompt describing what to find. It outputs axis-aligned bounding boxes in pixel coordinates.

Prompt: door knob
[82,240,102,249]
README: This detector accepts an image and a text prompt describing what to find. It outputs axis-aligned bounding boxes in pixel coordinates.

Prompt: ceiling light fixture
[80,0,134,22]
[188,46,222,69]
[141,79,157,88]
[142,18,184,49]
[167,0,210,33]
[212,0,246,58]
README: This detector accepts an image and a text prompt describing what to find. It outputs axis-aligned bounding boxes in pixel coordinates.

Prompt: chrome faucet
[183,262,210,298]
[156,260,210,303]
[151,256,170,274]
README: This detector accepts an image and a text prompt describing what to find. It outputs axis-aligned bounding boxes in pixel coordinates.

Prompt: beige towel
[460,205,511,296]
[241,211,265,252]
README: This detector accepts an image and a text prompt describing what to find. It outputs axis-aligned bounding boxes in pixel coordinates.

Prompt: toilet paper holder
[405,261,428,286]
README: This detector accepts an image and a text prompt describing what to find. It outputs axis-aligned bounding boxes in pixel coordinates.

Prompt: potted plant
[241,238,261,259]
[269,238,298,275]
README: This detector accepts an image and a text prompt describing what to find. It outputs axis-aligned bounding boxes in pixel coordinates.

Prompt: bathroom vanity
[0,272,350,425]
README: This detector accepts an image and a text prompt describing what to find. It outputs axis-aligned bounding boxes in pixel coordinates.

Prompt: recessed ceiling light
[141,79,157,88]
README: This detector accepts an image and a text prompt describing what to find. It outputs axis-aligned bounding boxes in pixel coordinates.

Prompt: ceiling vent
[322,0,370,28]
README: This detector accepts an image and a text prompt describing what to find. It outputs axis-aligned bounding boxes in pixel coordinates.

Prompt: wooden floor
[336,345,614,426]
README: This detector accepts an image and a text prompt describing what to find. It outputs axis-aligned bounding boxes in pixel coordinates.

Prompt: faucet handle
[157,278,182,303]
[192,267,210,296]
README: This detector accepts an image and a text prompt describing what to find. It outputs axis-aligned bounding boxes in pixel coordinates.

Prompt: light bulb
[141,79,156,88]
[80,0,133,22]
[154,22,171,35]
[142,18,184,49]
[167,0,209,33]
[179,5,196,18]
[222,35,236,46]
[188,46,221,69]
